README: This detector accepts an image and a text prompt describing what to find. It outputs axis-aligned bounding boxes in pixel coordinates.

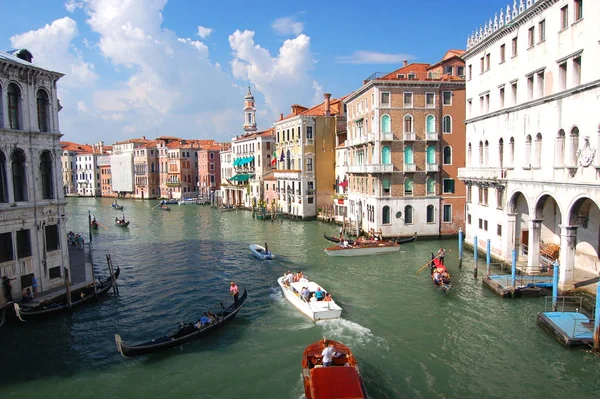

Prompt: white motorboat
[249,244,274,260]
[178,198,197,205]
[277,277,342,321]
[324,240,400,256]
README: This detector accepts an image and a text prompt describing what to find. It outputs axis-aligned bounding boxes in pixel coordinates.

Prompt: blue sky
[0,0,510,144]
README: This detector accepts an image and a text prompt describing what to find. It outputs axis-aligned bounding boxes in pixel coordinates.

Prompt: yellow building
[274,93,346,219]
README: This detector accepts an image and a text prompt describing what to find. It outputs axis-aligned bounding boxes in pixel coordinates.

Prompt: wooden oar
[97,221,109,230]
[416,255,440,275]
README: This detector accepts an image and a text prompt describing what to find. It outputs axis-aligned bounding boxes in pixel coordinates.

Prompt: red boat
[301,338,368,399]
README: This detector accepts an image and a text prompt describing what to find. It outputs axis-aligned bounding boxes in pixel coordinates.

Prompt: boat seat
[313,365,323,368]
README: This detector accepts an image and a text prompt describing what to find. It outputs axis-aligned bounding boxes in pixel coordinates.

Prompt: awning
[229,174,252,182]
[235,156,255,166]
[354,118,364,123]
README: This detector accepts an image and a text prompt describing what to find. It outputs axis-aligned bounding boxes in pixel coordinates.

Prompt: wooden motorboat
[249,244,274,260]
[115,217,130,227]
[324,240,400,257]
[14,267,120,320]
[430,256,452,294]
[277,276,342,321]
[302,338,368,399]
[115,288,248,357]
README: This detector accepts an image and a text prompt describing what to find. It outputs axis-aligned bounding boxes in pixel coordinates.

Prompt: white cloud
[76,100,88,113]
[196,26,213,39]
[336,50,415,65]
[65,0,84,13]
[271,17,304,36]
[10,17,98,88]
[229,30,320,117]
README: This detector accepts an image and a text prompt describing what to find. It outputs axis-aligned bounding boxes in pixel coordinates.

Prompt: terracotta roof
[113,138,150,145]
[277,96,346,122]
[378,63,431,80]
[60,141,93,154]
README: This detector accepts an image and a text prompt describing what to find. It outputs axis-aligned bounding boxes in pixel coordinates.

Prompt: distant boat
[429,255,452,294]
[324,240,400,256]
[114,288,248,357]
[112,203,124,210]
[219,205,237,212]
[163,199,178,205]
[301,338,368,399]
[157,204,170,211]
[90,218,99,230]
[249,244,274,260]
[178,198,197,205]
[115,217,130,228]
[324,232,417,246]
[277,276,342,321]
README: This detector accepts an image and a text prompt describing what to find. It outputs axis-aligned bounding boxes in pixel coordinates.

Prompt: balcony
[347,133,375,147]
[404,163,417,172]
[380,132,394,141]
[426,163,439,172]
[403,132,416,141]
[347,164,393,173]
[426,132,439,141]
[166,182,181,187]
[457,167,506,181]
[306,189,316,196]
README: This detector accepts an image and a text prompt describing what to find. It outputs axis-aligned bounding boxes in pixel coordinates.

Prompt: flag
[280,151,285,162]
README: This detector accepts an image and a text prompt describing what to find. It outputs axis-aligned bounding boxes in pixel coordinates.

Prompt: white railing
[380,132,394,141]
[426,132,439,141]
[426,163,439,172]
[347,164,393,173]
[457,167,505,180]
[404,163,417,172]
[403,132,415,141]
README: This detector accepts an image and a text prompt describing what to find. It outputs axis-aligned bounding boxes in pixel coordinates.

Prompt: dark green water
[0,197,598,398]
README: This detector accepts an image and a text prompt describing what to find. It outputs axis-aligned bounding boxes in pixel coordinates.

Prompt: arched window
[403,115,413,133]
[524,135,532,166]
[11,149,27,202]
[534,133,542,167]
[404,177,413,196]
[426,145,435,164]
[499,138,504,168]
[286,150,291,170]
[478,141,484,165]
[426,115,436,133]
[509,137,515,166]
[467,143,472,166]
[382,146,391,164]
[443,115,452,133]
[36,89,50,132]
[555,129,565,167]
[0,151,7,203]
[8,83,22,130]
[426,205,435,223]
[381,115,391,133]
[426,177,435,195]
[404,205,413,224]
[382,206,391,224]
[484,140,489,166]
[382,178,390,195]
[568,127,579,166]
[40,151,54,199]
[404,146,414,164]
[443,146,452,165]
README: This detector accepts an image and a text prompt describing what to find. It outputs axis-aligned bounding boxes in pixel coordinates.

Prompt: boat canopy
[310,366,365,399]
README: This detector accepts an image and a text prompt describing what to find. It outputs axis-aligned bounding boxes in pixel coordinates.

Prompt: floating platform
[536,312,594,348]
[483,275,553,298]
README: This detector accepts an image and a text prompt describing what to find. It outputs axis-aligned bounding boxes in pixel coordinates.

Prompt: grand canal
[1,197,599,398]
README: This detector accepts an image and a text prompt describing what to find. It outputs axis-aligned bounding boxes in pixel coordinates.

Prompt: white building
[0,49,71,304]
[458,0,600,289]
[75,152,99,197]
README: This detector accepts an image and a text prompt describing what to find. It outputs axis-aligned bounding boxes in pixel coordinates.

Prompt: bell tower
[243,86,257,133]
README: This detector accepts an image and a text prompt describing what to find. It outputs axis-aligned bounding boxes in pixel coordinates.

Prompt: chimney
[324,93,331,116]
[403,60,408,67]
[143,136,146,140]
[280,113,284,120]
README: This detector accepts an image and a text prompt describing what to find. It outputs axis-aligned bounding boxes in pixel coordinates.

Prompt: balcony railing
[306,189,316,196]
[457,167,506,180]
[347,164,393,173]
[426,163,439,172]
[426,132,439,141]
[403,132,415,141]
[404,163,417,172]
[380,132,394,141]
[166,182,181,187]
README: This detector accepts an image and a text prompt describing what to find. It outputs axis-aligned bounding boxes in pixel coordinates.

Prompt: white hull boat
[324,241,400,256]
[178,198,197,205]
[277,277,342,321]
[250,244,274,260]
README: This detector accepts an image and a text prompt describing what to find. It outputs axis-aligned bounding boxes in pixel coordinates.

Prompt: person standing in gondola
[230,282,239,305]
[2,276,16,302]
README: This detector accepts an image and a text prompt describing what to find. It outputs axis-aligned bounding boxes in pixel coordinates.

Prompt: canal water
[1,197,598,398]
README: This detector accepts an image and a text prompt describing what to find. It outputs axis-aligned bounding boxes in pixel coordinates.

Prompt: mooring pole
[88,210,92,243]
[511,249,517,290]
[473,235,478,278]
[458,228,463,268]
[486,239,491,276]
[65,268,72,314]
[593,281,600,352]
[552,261,559,312]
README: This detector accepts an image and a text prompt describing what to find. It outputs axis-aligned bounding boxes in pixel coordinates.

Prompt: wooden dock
[482,275,553,298]
[537,312,594,348]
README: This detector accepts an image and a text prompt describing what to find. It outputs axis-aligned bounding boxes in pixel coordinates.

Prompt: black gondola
[13,267,120,320]
[323,233,355,245]
[323,232,417,245]
[115,288,248,358]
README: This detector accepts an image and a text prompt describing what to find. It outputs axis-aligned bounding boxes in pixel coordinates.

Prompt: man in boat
[200,313,212,326]
[319,344,336,367]
[437,248,446,265]
[315,287,325,301]
[323,293,333,302]
[2,276,16,302]
[21,288,33,303]
[230,282,239,305]
[301,286,310,302]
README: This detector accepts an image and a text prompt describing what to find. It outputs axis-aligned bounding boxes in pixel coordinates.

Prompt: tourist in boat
[208,311,218,321]
[319,344,336,367]
[21,288,33,303]
[285,271,294,285]
[437,248,446,265]
[31,275,38,298]
[299,274,309,283]
[200,313,212,326]
[323,293,333,302]
[230,282,239,305]
[315,287,325,301]
[301,286,311,302]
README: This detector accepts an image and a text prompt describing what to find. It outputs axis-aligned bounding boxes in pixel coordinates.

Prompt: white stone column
[503,213,517,261]
[527,219,542,272]
[558,225,578,290]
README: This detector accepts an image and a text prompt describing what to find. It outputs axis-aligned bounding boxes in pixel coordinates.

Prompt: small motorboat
[115,288,247,357]
[249,244,274,260]
[324,240,400,256]
[115,217,130,228]
[112,202,124,210]
[163,199,178,205]
[277,276,342,321]
[219,205,237,212]
[302,338,368,399]
[178,197,197,205]
[430,255,452,294]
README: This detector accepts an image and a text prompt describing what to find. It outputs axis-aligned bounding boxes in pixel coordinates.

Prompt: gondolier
[230,282,239,305]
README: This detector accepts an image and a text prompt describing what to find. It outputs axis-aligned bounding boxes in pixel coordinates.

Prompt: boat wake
[268,286,285,303]
[316,318,388,350]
